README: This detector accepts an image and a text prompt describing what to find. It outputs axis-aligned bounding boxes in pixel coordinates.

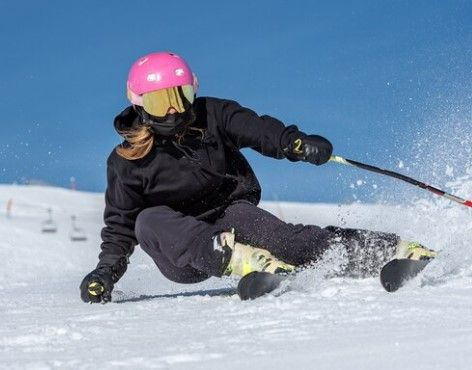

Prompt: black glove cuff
[97,256,129,283]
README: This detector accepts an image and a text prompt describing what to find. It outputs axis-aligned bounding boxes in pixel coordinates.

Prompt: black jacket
[97,97,306,278]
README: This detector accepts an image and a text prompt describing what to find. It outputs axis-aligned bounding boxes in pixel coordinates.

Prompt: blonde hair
[116,125,155,160]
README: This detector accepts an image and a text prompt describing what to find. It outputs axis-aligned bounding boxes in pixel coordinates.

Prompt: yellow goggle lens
[142,85,194,117]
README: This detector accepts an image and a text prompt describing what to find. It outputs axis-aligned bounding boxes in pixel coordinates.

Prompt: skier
[80,52,436,303]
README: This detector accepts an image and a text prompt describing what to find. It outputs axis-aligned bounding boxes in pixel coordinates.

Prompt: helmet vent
[146,73,161,82]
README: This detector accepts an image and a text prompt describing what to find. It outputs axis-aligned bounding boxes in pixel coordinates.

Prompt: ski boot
[395,241,437,261]
[215,230,295,277]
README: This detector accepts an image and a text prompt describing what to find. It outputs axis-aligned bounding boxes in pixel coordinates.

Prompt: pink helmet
[127,52,198,106]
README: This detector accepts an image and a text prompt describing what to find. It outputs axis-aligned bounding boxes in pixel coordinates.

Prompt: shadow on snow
[114,287,238,303]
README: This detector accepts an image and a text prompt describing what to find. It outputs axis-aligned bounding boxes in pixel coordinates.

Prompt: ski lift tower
[41,208,58,233]
[70,215,87,241]
[70,177,76,191]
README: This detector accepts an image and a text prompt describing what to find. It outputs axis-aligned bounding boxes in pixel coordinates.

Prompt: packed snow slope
[1,184,472,370]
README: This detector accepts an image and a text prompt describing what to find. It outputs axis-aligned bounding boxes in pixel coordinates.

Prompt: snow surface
[1,184,472,370]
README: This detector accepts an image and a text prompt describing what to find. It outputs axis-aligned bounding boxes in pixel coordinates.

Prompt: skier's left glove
[285,135,333,165]
[80,266,114,304]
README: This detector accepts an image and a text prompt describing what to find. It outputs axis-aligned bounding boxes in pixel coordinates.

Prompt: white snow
[1,184,472,370]
[446,165,454,178]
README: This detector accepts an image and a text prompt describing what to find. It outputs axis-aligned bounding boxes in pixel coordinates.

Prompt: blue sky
[1,0,471,203]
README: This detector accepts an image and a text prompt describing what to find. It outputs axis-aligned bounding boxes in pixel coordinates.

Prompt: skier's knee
[135,206,174,241]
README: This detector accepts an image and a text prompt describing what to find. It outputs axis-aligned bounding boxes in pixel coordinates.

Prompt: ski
[237,271,289,300]
[380,258,432,292]
[238,258,433,299]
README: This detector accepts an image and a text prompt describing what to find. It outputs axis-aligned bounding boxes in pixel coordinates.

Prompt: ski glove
[285,135,333,165]
[80,266,114,304]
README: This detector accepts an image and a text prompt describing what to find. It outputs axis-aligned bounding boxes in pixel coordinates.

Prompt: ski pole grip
[329,155,351,166]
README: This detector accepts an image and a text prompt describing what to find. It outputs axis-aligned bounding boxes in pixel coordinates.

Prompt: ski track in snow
[1,185,472,370]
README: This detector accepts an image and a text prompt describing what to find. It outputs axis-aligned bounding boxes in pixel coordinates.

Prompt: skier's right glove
[80,266,115,304]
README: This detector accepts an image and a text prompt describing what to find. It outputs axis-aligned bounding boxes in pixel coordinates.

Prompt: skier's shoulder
[194,97,246,129]
[195,96,243,113]
[106,146,131,173]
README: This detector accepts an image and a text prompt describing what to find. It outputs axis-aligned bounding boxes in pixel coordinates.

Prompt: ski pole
[330,155,472,208]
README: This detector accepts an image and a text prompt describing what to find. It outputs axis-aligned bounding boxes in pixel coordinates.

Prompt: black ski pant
[135,200,400,284]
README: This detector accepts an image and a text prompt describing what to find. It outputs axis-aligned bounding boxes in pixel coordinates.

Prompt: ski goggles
[129,85,195,117]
